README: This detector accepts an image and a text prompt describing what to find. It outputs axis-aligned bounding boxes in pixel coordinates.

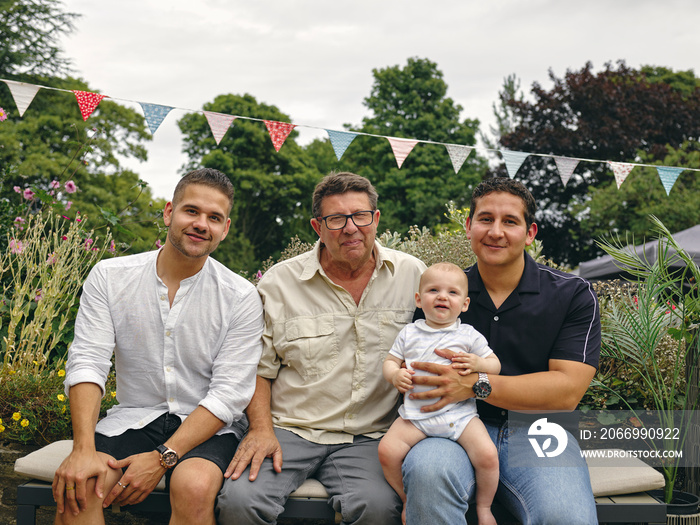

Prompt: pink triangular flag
[387,137,419,168]
[608,162,635,189]
[264,120,296,152]
[445,145,474,174]
[72,90,107,121]
[3,80,41,117]
[554,157,579,186]
[204,111,237,145]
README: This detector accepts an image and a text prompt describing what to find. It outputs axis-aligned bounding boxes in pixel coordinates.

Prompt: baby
[379,262,501,525]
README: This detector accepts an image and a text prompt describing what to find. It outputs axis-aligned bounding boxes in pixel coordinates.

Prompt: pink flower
[61,235,68,241]
[64,181,77,194]
[34,289,43,302]
[65,201,72,211]
[50,180,60,190]
[155,239,163,249]
[0,107,7,121]
[84,238,94,250]
[23,188,35,200]
[108,240,116,254]
[13,186,21,194]
[46,252,57,265]
[9,239,24,254]
[14,217,25,230]
[256,270,263,280]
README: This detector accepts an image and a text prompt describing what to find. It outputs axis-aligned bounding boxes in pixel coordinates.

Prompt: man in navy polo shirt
[403,177,601,525]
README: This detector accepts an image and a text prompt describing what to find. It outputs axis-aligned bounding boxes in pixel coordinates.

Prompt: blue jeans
[402,420,597,525]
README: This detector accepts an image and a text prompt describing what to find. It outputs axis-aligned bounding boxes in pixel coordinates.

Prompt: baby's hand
[392,369,414,393]
[451,354,480,376]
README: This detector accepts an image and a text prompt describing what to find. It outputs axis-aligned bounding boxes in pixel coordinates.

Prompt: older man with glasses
[217,172,426,525]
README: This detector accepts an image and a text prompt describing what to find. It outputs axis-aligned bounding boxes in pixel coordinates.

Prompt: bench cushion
[15,442,665,499]
[586,449,665,496]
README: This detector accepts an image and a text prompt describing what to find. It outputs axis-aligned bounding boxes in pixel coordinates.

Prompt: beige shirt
[257,241,426,444]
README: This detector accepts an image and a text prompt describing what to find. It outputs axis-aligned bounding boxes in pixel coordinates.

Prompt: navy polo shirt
[462,253,601,421]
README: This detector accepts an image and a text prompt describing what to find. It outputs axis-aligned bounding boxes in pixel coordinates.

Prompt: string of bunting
[2,78,697,196]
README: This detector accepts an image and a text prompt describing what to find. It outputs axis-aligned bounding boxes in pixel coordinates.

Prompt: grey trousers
[216,427,401,524]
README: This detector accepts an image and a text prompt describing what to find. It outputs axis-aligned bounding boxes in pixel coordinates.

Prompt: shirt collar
[299,239,396,281]
[414,318,461,333]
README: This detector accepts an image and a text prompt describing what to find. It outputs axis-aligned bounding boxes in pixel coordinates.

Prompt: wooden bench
[15,441,668,524]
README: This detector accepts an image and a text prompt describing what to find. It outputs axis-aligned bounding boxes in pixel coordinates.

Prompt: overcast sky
[58,0,700,199]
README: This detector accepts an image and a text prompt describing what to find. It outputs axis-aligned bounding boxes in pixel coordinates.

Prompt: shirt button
[493,316,499,321]
[165,330,171,337]
[168,397,174,403]
[166,367,172,372]
[449,423,454,428]
[160,295,166,301]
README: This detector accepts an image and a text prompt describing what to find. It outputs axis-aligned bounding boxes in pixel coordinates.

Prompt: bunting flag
[326,129,358,160]
[3,80,41,117]
[264,120,296,152]
[387,137,419,168]
[501,150,530,178]
[656,166,684,195]
[2,78,699,199]
[72,90,107,121]
[554,156,580,186]
[204,111,237,145]
[445,145,474,174]
[608,162,636,189]
[140,103,174,135]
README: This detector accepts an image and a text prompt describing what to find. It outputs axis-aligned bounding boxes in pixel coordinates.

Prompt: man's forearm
[68,383,103,451]
[245,376,275,432]
[164,406,225,456]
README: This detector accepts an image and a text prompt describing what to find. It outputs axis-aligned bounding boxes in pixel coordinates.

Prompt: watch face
[474,380,492,399]
[161,451,178,468]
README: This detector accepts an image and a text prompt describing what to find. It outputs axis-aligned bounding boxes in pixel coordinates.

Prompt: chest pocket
[283,314,338,381]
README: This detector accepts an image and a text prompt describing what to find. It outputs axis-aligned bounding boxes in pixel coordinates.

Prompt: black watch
[156,444,179,469]
[472,372,492,400]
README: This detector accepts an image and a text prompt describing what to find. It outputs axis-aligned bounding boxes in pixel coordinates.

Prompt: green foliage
[495,61,700,266]
[1,212,111,373]
[336,57,486,236]
[178,93,320,273]
[591,216,700,502]
[0,365,117,445]
[0,0,78,78]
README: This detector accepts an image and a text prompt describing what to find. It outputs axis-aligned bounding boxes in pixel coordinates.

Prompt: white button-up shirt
[65,250,264,438]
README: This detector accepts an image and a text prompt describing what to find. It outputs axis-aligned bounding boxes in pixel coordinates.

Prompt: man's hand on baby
[392,369,414,393]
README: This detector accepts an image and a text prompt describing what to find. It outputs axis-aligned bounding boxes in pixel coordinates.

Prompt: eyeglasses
[317,210,376,230]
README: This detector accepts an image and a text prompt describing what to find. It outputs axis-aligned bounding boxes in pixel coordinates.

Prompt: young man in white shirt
[53,168,264,525]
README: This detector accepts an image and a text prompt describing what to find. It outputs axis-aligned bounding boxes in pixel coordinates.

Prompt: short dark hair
[469,177,537,228]
[311,172,378,218]
[173,168,235,214]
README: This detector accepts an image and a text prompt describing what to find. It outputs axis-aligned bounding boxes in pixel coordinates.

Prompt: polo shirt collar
[299,239,396,281]
[468,252,541,310]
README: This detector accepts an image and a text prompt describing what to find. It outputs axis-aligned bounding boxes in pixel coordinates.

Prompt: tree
[335,57,486,235]
[493,61,700,266]
[0,0,78,78]
[178,93,321,273]
[0,77,160,253]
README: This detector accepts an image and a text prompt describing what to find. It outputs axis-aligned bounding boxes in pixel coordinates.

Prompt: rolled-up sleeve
[64,264,115,397]
[201,285,264,425]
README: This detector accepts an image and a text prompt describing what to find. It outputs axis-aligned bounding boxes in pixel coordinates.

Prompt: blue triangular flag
[326,129,358,161]
[139,103,174,135]
[501,150,530,178]
[656,166,684,196]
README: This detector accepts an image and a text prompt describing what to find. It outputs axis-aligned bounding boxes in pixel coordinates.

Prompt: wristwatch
[156,444,179,469]
[472,372,492,400]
